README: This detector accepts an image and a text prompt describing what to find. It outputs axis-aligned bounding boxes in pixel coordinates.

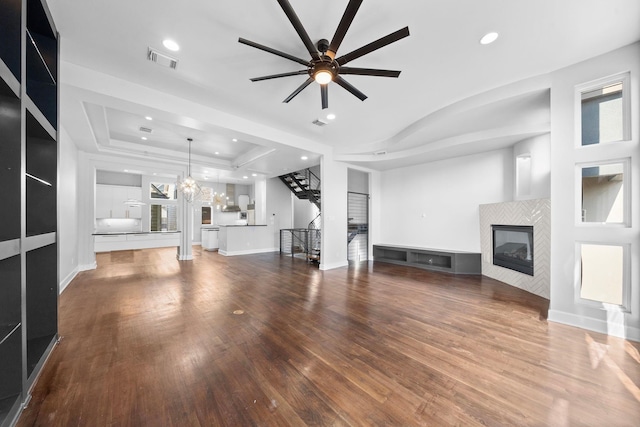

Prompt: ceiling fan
[239,0,410,109]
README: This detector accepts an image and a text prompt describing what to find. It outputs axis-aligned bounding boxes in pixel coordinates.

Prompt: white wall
[549,42,640,341]
[320,154,349,270]
[348,168,369,193]
[293,195,316,228]
[513,134,550,200]
[266,177,293,249]
[59,126,78,292]
[378,148,514,252]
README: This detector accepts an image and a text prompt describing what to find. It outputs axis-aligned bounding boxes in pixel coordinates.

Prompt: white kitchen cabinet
[125,187,142,219]
[95,185,113,218]
[94,232,181,252]
[96,184,143,219]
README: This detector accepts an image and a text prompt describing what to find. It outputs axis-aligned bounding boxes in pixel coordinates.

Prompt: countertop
[218,224,267,227]
[93,231,182,235]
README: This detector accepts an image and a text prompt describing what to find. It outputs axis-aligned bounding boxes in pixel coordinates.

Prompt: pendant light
[177,137,201,203]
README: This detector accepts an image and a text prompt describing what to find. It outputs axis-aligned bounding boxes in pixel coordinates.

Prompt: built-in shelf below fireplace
[492,225,534,276]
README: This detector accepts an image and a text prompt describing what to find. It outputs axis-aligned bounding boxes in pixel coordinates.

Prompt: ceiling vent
[139,126,153,133]
[373,150,387,155]
[147,47,178,69]
[312,118,328,127]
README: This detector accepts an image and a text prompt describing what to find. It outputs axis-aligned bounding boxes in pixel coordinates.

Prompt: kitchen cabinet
[96,184,142,219]
[0,1,59,425]
[94,232,181,252]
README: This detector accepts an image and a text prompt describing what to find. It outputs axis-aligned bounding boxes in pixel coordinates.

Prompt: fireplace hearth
[492,225,534,276]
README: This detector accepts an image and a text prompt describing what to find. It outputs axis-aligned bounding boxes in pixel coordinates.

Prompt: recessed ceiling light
[243,176,248,179]
[301,156,308,160]
[214,151,219,155]
[480,32,499,45]
[141,137,147,140]
[153,173,157,176]
[124,169,129,172]
[232,138,238,142]
[162,39,180,51]
[326,113,336,120]
[145,116,153,121]
[251,173,257,177]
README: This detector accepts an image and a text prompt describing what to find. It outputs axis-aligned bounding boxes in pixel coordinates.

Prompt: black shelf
[26,243,58,377]
[26,110,57,236]
[0,0,22,81]
[0,79,21,242]
[1,1,58,422]
[0,324,21,402]
[0,255,21,338]
[26,0,57,129]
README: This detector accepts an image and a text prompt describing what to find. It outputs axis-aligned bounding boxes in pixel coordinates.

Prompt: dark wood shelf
[1,1,58,424]
[0,79,21,242]
[26,0,58,129]
[0,255,21,335]
[373,244,481,275]
[26,110,57,236]
[0,324,22,401]
[0,0,22,81]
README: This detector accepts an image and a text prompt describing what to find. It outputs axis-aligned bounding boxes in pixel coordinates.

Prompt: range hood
[222,204,241,212]
[123,199,146,206]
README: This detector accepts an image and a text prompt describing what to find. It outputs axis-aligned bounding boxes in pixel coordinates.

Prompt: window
[150,205,177,231]
[150,183,176,200]
[578,161,628,225]
[579,74,630,146]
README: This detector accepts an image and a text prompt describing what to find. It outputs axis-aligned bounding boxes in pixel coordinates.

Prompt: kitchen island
[93,231,181,252]
[218,225,276,256]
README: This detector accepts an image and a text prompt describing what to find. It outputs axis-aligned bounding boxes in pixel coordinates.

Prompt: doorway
[347,192,369,262]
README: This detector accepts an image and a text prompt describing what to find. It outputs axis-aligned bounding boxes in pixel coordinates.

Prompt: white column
[320,153,349,270]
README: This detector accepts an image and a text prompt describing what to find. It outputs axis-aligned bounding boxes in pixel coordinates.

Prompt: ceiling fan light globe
[314,70,333,84]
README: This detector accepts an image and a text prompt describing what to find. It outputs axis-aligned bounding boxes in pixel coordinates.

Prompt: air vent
[373,150,387,155]
[312,119,328,127]
[139,126,153,133]
[147,47,178,69]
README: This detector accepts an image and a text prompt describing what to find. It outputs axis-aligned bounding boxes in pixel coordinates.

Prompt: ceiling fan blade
[339,67,401,78]
[277,0,321,61]
[334,76,367,101]
[283,77,314,103]
[321,84,328,109]
[239,37,310,66]
[250,70,309,82]
[336,26,410,66]
[327,0,363,60]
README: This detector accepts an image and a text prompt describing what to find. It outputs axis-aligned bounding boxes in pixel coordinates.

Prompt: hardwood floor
[18,247,640,426]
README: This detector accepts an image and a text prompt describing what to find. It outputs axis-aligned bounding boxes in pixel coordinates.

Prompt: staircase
[279,168,321,263]
[278,168,321,210]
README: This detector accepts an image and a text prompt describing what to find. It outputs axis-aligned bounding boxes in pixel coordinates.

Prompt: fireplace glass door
[492,225,534,276]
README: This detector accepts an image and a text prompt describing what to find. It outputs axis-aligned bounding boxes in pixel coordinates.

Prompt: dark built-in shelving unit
[373,245,482,275]
[0,0,58,426]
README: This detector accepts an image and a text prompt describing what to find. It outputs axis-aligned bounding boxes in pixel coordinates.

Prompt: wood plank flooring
[17,247,640,426]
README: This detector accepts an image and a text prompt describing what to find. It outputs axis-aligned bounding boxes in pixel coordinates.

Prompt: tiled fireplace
[479,199,550,299]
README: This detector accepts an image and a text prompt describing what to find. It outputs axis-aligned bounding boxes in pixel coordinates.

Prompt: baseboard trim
[548,309,640,342]
[219,248,278,256]
[177,254,194,261]
[78,262,97,272]
[319,260,349,271]
[59,267,79,294]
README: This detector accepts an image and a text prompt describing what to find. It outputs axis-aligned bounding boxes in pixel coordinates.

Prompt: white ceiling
[48,0,640,179]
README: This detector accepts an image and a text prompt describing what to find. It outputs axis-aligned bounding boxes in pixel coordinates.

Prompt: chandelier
[177,137,201,203]
[212,176,229,210]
